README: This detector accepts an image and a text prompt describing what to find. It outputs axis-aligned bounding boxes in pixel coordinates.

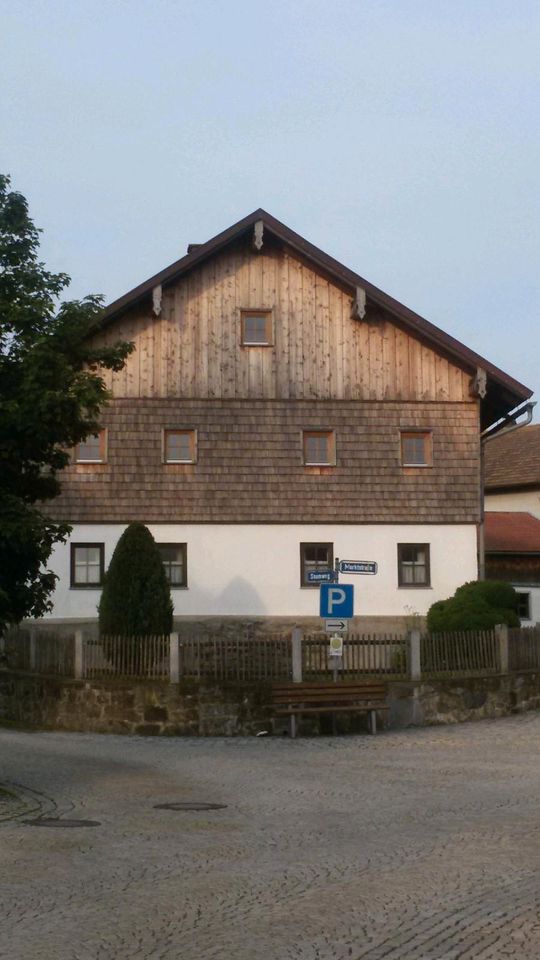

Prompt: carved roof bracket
[470,367,487,399]
[253,220,264,251]
[152,283,162,317]
[351,286,367,321]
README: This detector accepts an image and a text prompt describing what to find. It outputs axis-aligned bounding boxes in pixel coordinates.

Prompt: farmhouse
[41,210,532,632]
[484,424,540,624]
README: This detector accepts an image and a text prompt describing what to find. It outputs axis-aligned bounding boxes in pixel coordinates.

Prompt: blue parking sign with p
[319,583,354,618]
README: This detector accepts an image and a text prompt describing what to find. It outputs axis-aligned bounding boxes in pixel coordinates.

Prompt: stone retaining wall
[0,670,538,736]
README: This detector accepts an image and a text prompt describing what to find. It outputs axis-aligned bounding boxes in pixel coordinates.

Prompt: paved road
[1,715,539,960]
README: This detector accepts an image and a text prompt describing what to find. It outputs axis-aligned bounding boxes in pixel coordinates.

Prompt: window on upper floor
[157,543,188,587]
[300,542,334,587]
[241,310,273,346]
[70,543,105,587]
[163,429,197,464]
[400,431,432,467]
[397,543,431,587]
[302,430,336,466]
[75,430,107,463]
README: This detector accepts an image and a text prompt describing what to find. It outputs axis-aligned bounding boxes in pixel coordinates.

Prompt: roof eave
[95,208,533,412]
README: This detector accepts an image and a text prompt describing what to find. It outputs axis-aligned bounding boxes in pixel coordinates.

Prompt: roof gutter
[481,400,536,443]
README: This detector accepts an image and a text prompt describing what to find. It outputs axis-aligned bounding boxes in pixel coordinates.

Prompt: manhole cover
[154,802,227,811]
[23,818,101,828]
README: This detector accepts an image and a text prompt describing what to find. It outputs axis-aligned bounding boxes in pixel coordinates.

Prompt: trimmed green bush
[98,523,173,636]
[427,580,520,633]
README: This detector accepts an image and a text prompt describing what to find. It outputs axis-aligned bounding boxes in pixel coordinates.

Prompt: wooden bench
[271,681,389,738]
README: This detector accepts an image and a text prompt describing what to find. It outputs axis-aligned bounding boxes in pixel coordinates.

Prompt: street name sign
[307,570,338,583]
[339,560,378,575]
[325,619,349,632]
[320,584,354,619]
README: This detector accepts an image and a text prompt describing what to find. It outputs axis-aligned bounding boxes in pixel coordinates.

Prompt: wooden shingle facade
[43,210,532,627]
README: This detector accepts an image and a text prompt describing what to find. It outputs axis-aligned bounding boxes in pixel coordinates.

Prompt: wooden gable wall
[93,242,472,403]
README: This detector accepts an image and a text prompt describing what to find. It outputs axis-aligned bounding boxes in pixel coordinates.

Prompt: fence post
[292,627,303,682]
[169,632,180,684]
[495,623,509,674]
[74,630,84,679]
[29,627,37,672]
[408,629,421,681]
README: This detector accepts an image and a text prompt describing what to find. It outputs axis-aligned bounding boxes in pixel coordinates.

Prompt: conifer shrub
[426,580,519,633]
[98,523,173,637]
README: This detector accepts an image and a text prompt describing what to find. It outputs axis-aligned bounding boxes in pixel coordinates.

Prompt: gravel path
[1,715,539,959]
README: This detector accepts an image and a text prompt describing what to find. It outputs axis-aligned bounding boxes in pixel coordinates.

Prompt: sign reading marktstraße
[339,560,378,575]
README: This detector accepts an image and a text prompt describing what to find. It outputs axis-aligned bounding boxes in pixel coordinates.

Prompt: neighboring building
[41,209,532,631]
[485,425,540,624]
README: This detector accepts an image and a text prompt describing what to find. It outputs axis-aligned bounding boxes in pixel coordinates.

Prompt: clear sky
[2,0,539,410]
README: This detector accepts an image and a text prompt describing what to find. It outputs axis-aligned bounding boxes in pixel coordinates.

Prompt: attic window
[241,310,273,346]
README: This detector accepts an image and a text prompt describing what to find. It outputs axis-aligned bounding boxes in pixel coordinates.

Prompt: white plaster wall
[44,524,478,620]
[485,490,540,519]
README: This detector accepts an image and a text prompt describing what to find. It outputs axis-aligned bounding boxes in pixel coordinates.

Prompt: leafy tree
[427,580,520,633]
[0,174,133,632]
[98,523,173,636]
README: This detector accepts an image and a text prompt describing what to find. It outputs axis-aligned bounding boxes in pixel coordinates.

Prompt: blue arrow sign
[307,570,338,583]
[320,583,354,618]
[339,560,378,575]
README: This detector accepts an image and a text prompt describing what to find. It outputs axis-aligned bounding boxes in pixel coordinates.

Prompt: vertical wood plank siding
[92,243,472,404]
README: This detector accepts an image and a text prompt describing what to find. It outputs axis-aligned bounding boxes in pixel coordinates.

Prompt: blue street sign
[320,583,354,619]
[307,570,338,583]
[339,560,378,575]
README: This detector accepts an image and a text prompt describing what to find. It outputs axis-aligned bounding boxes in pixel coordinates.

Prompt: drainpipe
[478,400,536,580]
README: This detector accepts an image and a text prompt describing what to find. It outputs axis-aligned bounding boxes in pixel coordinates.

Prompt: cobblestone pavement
[1,715,539,960]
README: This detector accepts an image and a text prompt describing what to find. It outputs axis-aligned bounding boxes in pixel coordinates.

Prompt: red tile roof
[484,424,540,490]
[485,512,540,553]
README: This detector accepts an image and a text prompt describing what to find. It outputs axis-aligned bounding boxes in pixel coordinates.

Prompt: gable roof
[484,424,540,491]
[485,511,540,553]
[96,208,532,426]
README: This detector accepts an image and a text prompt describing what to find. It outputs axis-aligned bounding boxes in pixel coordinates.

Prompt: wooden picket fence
[420,629,499,678]
[302,633,408,680]
[508,626,540,672]
[2,624,539,682]
[0,628,75,677]
[84,635,169,680]
[178,635,292,681]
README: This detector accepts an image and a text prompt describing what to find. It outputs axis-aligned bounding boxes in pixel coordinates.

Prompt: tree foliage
[0,174,133,631]
[427,580,520,633]
[98,523,173,636]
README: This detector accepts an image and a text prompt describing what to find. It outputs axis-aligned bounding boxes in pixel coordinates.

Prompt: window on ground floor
[300,542,334,587]
[516,592,531,620]
[70,543,105,587]
[156,543,188,587]
[397,543,430,587]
